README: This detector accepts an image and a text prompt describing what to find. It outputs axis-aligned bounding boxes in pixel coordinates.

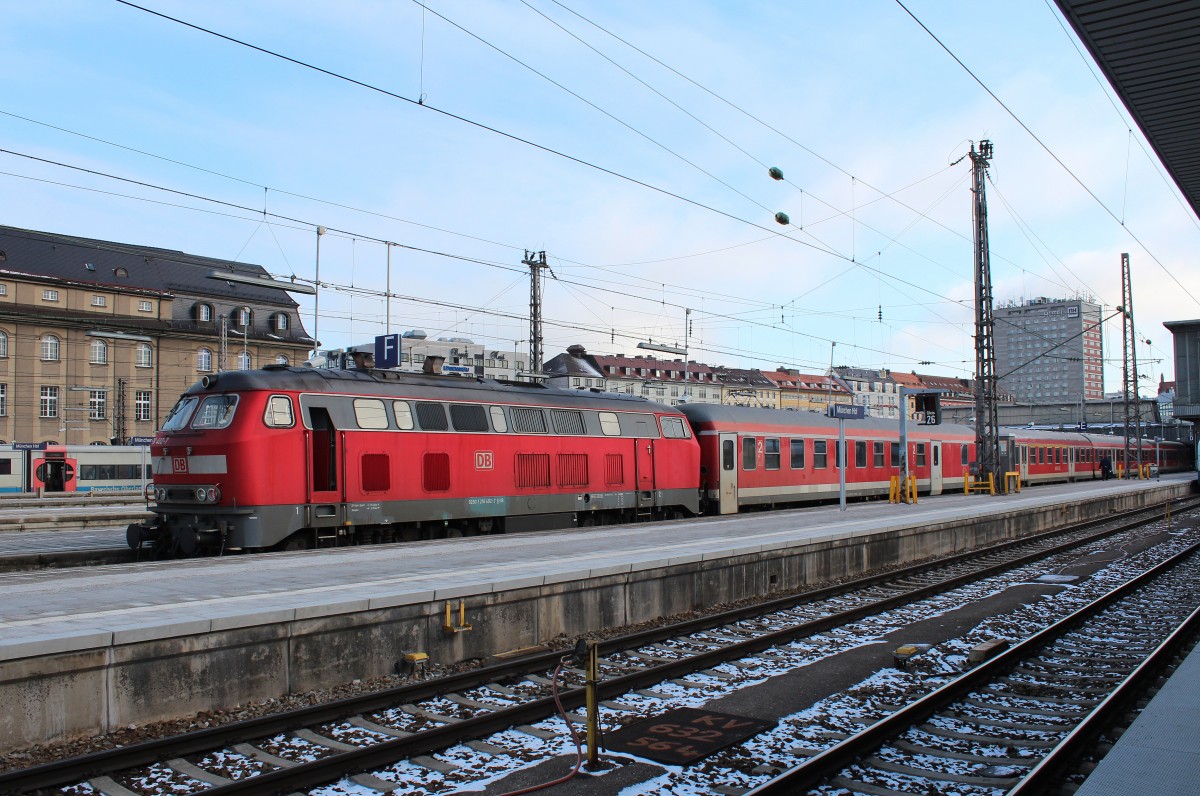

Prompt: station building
[0,225,312,445]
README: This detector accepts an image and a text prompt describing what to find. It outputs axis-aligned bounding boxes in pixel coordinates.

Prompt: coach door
[718,433,738,514]
[929,441,943,496]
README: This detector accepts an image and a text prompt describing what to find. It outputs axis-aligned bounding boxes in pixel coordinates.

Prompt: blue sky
[0,1,1193,392]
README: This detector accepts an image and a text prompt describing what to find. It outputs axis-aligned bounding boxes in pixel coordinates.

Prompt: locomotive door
[635,438,655,508]
[929,441,943,496]
[717,433,738,514]
[307,407,345,511]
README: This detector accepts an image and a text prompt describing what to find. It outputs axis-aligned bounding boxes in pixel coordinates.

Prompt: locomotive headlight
[205,487,220,503]
[195,487,208,503]
[144,483,156,502]
[156,487,168,502]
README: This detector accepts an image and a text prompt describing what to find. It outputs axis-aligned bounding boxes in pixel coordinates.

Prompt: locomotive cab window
[191,395,238,429]
[263,395,294,428]
[661,416,690,439]
[598,412,621,436]
[393,401,414,430]
[162,396,199,431]
[354,399,389,429]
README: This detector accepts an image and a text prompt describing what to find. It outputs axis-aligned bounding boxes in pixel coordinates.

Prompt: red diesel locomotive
[130,365,1189,555]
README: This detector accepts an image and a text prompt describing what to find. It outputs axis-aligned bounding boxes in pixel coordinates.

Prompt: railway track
[746,536,1200,795]
[4,498,1194,795]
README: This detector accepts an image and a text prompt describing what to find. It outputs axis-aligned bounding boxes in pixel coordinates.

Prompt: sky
[0,0,1195,394]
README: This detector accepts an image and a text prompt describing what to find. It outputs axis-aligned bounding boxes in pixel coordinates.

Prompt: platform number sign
[474,451,494,470]
[605,708,774,765]
[374,333,401,369]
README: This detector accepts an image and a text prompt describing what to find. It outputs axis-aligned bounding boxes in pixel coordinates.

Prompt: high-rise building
[995,297,1103,403]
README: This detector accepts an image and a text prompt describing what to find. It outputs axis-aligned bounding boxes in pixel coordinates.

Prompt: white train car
[0,445,151,494]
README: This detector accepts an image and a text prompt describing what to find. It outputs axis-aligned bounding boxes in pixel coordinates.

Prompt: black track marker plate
[604,707,774,765]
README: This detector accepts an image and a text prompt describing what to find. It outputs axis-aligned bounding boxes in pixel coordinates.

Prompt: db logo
[172,457,188,474]
[474,451,494,470]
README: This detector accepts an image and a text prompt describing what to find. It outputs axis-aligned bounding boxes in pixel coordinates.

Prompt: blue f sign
[375,334,401,369]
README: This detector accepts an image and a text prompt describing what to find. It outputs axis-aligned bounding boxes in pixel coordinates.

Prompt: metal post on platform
[585,641,600,769]
[838,418,847,511]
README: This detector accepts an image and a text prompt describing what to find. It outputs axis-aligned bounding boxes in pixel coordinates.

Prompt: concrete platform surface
[1075,634,1200,796]
[0,474,1187,662]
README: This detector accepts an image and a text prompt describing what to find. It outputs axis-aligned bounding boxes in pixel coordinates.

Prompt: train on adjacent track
[0,444,151,494]
[128,365,1191,555]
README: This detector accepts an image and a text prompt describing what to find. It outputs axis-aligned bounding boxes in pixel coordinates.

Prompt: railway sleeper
[233,742,298,768]
[293,727,358,752]
[864,755,1024,786]
[351,772,405,792]
[166,757,232,787]
[401,703,461,725]
[919,723,1063,746]
[828,774,914,796]
[964,694,1095,712]
[87,775,142,796]
[892,738,1038,766]
[346,715,410,738]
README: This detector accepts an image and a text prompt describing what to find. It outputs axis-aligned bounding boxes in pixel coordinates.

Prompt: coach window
[415,402,448,431]
[191,395,238,429]
[598,411,621,436]
[511,407,547,433]
[873,441,885,467]
[489,406,508,433]
[742,437,756,470]
[855,440,867,468]
[790,438,805,469]
[813,439,828,469]
[353,399,389,429]
[764,438,780,469]
[450,404,489,432]
[392,401,414,430]
[263,395,294,428]
[722,439,735,471]
[915,443,926,467]
[890,442,901,468]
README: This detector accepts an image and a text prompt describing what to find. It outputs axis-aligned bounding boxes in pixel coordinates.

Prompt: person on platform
[1100,454,1113,480]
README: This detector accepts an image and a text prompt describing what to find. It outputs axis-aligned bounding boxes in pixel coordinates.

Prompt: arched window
[272,313,289,331]
[135,343,153,368]
[197,348,213,372]
[90,338,108,365]
[275,354,289,365]
[195,303,213,322]
[41,334,60,361]
[232,307,252,328]
[237,351,252,370]
[0,331,8,358]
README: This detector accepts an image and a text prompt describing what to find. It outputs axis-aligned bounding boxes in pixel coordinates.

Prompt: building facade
[762,368,852,412]
[0,226,312,445]
[833,367,901,418]
[995,296,1104,403]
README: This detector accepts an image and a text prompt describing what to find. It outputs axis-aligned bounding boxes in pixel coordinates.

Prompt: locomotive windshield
[191,394,240,429]
[161,396,199,432]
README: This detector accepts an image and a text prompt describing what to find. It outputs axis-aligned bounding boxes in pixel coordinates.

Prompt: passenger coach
[133,365,700,555]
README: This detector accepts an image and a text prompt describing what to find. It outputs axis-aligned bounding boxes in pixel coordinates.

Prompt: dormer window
[232,307,252,328]
[194,303,213,322]
[114,267,128,278]
[272,312,289,331]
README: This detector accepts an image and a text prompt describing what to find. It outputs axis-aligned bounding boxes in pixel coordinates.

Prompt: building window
[135,390,152,421]
[197,348,213,372]
[135,343,153,368]
[237,351,252,370]
[41,335,60,361]
[139,300,153,312]
[42,289,59,302]
[196,303,213,322]
[273,313,289,331]
[233,307,252,327]
[40,386,58,418]
[91,295,106,307]
[0,331,7,359]
[0,284,8,296]
[89,390,107,420]
[275,354,288,365]
[0,384,6,416]
[90,338,108,365]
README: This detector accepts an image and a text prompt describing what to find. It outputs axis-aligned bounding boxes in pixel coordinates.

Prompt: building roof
[590,352,714,381]
[0,225,303,307]
[711,367,776,389]
[762,369,850,393]
[1055,1,1200,220]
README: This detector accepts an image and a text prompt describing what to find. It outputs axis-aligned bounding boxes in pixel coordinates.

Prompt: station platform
[1075,631,1200,796]
[0,473,1190,751]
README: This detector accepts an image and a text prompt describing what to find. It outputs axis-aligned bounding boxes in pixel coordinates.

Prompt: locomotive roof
[185,365,682,413]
